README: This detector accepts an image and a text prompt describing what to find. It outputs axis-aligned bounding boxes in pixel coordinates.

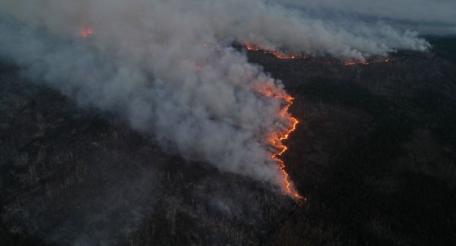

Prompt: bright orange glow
[244,42,300,60]
[80,26,95,38]
[254,83,304,201]
[193,42,302,200]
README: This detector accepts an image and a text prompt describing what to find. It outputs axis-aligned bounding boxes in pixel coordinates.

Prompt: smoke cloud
[0,0,432,189]
[277,0,456,35]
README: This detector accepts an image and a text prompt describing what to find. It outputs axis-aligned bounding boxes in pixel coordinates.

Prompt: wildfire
[76,33,302,200]
[80,26,95,38]
[343,57,392,66]
[244,42,300,60]
[343,59,369,66]
[255,83,304,201]
[245,41,304,200]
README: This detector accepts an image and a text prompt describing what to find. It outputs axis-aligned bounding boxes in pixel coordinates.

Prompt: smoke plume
[277,0,456,35]
[0,0,431,190]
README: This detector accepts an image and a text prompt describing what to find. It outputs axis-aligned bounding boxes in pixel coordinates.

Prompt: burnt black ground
[1,37,456,245]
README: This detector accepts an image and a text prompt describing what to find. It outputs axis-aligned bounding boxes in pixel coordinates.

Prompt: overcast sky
[276,0,456,34]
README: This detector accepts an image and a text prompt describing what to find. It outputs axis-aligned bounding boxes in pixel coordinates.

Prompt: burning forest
[0,0,429,198]
[1,0,455,245]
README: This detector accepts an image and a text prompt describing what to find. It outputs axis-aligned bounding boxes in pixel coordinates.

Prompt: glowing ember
[80,26,95,38]
[271,50,299,60]
[343,59,369,66]
[244,42,300,60]
[244,42,261,52]
[343,57,392,66]
[255,83,304,201]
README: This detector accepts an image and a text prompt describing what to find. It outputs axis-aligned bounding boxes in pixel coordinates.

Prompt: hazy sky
[277,0,456,34]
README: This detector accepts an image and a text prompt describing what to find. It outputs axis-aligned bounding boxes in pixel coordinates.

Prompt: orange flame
[80,26,95,38]
[196,44,302,200]
[254,83,304,201]
[244,42,300,60]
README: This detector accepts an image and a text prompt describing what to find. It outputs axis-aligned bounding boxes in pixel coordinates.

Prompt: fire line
[270,92,303,201]
[253,82,304,201]
[78,29,304,200]
[244,42,304,200]
[244,42,300,60]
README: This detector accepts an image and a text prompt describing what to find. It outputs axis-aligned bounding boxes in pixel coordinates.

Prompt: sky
[276,0,456,35]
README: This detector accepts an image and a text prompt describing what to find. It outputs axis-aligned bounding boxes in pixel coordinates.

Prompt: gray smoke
[277,0,456,35]
[0,0,432,189]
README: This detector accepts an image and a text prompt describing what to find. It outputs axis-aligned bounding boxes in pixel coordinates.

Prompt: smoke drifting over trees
[278,0,456,35]
[0,0,433,189]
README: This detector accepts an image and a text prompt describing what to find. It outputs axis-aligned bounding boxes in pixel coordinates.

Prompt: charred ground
[1,37,456,245]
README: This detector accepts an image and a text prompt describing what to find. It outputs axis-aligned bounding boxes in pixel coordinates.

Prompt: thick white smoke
[0,0,431,189]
